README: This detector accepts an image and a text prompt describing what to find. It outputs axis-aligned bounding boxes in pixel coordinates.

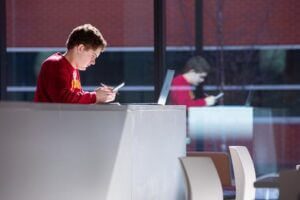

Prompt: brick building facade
[6,0,300,47]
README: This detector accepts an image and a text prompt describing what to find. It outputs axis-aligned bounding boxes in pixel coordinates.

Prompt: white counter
[0,102,186,200]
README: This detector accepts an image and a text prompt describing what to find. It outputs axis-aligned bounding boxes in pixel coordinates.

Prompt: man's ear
[77,44,85,53]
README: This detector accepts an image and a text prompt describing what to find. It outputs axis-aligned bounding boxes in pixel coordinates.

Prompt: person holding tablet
[34,24,116,104]
[170,56,217,107]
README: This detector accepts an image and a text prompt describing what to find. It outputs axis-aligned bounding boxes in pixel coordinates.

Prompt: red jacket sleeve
[170,75,207,108]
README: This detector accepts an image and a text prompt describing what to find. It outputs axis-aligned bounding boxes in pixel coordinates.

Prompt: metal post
[154,0,166,100]
[195,0,203,55]
[0,0,7,100]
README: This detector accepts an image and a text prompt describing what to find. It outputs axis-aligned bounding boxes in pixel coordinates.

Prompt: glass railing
[187,106,300,175]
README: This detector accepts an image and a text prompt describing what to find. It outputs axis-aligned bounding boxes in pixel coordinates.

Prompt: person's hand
[204,96,216,106]
[94,85,116,104]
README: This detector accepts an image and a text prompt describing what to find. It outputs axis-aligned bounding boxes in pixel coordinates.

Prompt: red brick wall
[204,0,300,46]
[6,0,153,47]
[6,0,300,47]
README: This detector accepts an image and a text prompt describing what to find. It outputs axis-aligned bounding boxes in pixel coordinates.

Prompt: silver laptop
[122,69,175,105]
[157,69,175,105]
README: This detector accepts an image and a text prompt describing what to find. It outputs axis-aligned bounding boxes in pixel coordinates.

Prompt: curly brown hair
[66,24,107,50]
[183,56,210,74]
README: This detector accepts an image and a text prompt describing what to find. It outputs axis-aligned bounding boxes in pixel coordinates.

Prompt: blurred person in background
[170,56,216,107]
[34,24,116,104]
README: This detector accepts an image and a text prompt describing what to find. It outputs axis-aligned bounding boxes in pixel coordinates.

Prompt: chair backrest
[229,146,256,200]
[279,169,300,200]
[187,151,233,188]
[179,157,223,200]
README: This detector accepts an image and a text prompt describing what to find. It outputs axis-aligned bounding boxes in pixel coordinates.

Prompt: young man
[34,24,116,104]
[170,56,216,107]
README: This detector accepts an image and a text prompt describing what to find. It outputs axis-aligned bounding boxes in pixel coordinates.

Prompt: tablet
[215,92,224,100]
[113,82,125,92]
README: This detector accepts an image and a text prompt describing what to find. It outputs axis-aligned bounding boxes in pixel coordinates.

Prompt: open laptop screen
[157,69,175,105]
[117,69,175,105]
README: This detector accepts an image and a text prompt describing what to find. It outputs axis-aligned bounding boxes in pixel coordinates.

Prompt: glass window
[6,0,154,103]
[166,0,300,176]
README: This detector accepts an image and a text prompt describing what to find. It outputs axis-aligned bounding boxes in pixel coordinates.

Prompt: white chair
[179,156,223,200]
[187,151,236,199]
[229,146,256,200]
[187,151,234,188]
[229,146,280,200]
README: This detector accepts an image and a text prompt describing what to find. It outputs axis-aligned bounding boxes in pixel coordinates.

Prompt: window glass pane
[6,0,154,103]
[165,0,300,177]
[5,0,300,185]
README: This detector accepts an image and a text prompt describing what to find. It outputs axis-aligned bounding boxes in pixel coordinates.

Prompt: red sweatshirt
[34,53,96,104]
[170,74,206,107]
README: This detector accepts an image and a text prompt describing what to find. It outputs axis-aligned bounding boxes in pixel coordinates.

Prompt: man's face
[76,45,102,71]
[188,70,207,86]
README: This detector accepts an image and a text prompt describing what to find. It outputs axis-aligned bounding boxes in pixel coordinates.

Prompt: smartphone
[215,92,224,99]
[113,82,125,92]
